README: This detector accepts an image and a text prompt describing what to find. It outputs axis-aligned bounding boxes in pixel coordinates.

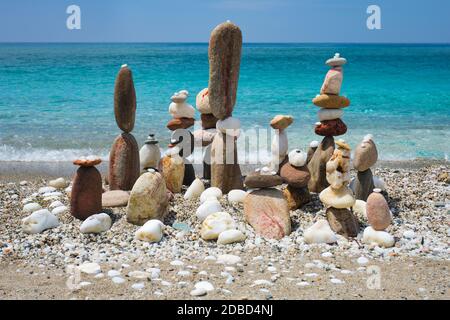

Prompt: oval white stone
[200,212,236,240]
[22,209,59,234]
[135,220,165,243]
[303,220,337,244]
[317,108,343,121]
[362,227,395,248]
[196,198,223,222]
[48,177,68,189]
[288,149,307,167]
[217,229,246,245]
[23,202,42,213]
[200,187,223,203]
[227,189,247,203]
[184,178,205,200]
[80,213,112,234]
[51,206,68,215]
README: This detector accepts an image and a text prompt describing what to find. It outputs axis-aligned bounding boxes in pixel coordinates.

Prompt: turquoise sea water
[0,43,449,162]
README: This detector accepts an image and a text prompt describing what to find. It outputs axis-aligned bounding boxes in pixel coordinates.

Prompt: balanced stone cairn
[165,90,196,186]
[362,188,395,247]
[71,156,102,220]
[308,53,349,193]
[243,167,290,239]
[350,134,378,201]
[209,21,244,193]
[139,133,161,173]
[194,88,218,179]
[109,64,140,191]
[319,140,359,237]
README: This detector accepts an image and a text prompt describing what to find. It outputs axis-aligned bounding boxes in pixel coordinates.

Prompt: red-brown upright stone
[208,21,242,120]
[109,132,140,191]
[114,65,136,133]
[71,159,102,220]
[210,132,243,193]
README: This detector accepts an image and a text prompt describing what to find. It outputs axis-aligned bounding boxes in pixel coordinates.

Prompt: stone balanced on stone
[319,140,359,237]
[268,115,312,210]
[71,156,103,220]
[194,88,218,180]
[109,64,140,191]
[308,53,349,193]
[161,90,195,190]
[350,134,378,201]
[208,21,244,193]
[243,167,291,240]
[362,188,395,247]
[139,133,161,173]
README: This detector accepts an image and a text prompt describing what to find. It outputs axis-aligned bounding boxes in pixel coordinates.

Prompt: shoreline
[0,159,448,181]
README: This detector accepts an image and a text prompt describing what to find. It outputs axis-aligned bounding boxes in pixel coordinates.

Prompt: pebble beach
[1,163,448,300]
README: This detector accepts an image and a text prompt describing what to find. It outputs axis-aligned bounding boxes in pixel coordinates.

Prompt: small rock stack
[71,156,103,220]
[308,53,350,193]
[270,115,292,171]
[319,140,359,237]
[363,188,394,247]
[194,88,218,180]
[209,21,244,193]
[166,90,196,186]
[109,65,140,191]
[281,149,312,210]
[351,134,378,201]
[139,133,161,173]
[243,167,291,239]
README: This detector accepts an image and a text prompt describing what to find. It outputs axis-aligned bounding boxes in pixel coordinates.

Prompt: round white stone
[288,149,307,167]
[363,227,395,248]
[23,203,42,213]
[217,229,246,245]
[79,262,101,275]
[357,256,369,265]
[227,189,247,203]
[200,212,236,240]
[200,187,223,203]
[51,206,68,215]
[135,220,165,243]
[190,288,207,296]
[196,198,223,222]
[195,281,214,292]
[80,213,112,234]
[303,220,337,244]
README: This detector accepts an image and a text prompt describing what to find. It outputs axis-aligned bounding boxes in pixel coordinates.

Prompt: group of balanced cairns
[56,23,396,248]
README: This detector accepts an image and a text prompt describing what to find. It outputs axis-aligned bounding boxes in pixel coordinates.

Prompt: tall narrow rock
[114,65,136,133]
[208,21,242,120]
[307,136,335,193]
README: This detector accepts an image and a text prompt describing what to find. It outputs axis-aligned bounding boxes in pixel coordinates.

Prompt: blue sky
[0,0,449,43]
